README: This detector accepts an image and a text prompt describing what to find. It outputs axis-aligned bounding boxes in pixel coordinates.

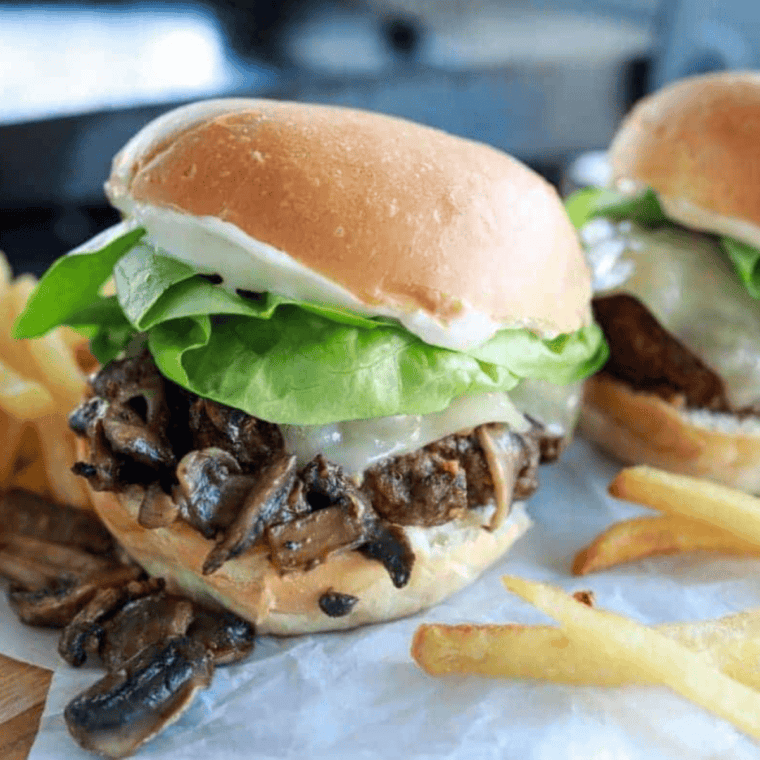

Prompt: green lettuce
[567,186,760,299]
[14,225,608,425]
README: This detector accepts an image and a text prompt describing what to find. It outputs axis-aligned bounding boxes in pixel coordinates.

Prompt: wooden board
[0,654,52,760]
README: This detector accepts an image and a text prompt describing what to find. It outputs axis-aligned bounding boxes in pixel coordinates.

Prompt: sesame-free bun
[608,71,760,249]
[580,374,760,493]
[583,73,760,491]
[106,98,591,344]
[87,483,531,635]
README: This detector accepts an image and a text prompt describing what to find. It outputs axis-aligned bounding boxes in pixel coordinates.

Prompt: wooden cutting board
[0,654,52,760]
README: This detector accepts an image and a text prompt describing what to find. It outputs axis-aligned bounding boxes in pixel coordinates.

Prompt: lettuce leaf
[720,237,760,300]
[13,224,145,339]
[567,187,760,300]
[13,224,609,424]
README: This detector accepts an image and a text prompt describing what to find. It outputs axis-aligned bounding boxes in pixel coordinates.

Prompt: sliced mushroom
[318,590,359,618]
[176,448,255,538]
[58,577,165,667]
[138,482,180,529]
[73,418,122,492]
[102,403,175,470]
[266,501,369,574]
[100,594,194,672]
[91,351,168,426]
[68,396,108,437]
[0,551,66,591]
[187,607,255,666]
[202,454,297,575]
[8,565,143,627]
[358,522,415,589]
[0,535,116,580]
[64,637,213,759]
[0,489,114,554]
[300,455,368,514]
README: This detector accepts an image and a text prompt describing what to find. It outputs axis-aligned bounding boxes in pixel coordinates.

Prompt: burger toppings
[69,351,562,588]
[203,452,298,574]
[318,590,360,618]
[358,522,416,589]
[13,224,607,429]
[0,489,256,758]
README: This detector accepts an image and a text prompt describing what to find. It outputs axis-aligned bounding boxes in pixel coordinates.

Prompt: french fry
[609,466,760,550]
[572,515,760,575]
[502,575,760,741]
[412,610,760,690]
[10,453,52,498]
[0,254,97,510]
[0,409,26,490]
[35,414,92,510]
[5,277,86,410]
[0,359,56,419]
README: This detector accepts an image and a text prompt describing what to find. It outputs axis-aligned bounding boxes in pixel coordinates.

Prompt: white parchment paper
[6,438,760,759]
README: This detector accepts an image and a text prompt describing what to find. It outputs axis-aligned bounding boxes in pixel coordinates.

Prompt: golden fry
[572,515,760,575]
[0,360,56,419]
[502,575,760,741]
[412,610,760,690]
[609,466,760,550]
[10,453,51,498]
[36,414,92,510]
[0,410,26,489]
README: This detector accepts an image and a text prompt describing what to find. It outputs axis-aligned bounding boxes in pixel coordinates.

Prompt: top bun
[608,71,760,249]
[106,99,591,343]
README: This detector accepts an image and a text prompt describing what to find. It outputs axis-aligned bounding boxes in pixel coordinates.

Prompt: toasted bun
[106,99,591,346]
[87,484,530,635]
[580,374,760,493]
[608,71,760,249]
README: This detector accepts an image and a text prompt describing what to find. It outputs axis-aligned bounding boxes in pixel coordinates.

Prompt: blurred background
[0,0,757,275]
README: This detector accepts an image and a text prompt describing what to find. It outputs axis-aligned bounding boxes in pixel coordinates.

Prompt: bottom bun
[580,374,760,493]
[87,485,531,635]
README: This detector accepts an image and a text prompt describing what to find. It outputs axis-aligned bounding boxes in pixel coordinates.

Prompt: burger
[567,71,760,492]
[15,98,605,633]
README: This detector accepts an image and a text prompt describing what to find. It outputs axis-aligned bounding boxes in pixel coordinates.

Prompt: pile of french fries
[412,465,760,741]
[0,253,95,509]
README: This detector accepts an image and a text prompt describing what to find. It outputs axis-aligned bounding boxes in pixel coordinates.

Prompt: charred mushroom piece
[73,419,122,492]
[285,479,311,518]
[138,482,180,529]
[0,535,117,581]
[358,522,415,589]
[318,590,359,618]
[187,607,255,665]
[266,490,372,574]
[0,489,114,554]
[176,448,256,538]
[68,396,109,437]
[203,454,297,575]
[300,455,367,513]
[0,551,68,591]
[91,351,168,424]
[9,565,143,627]
[102,403,175,470]
[59,578,165,667]
[64,637,213,759]
[100,593,194,672]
